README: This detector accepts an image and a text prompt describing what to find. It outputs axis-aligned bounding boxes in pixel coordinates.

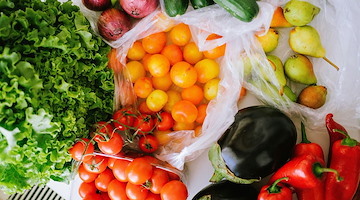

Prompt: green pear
[284,54,317,85]
[289,25,325,58]
[256,28,279,53]
[267,55,287,94]
[283,85,297,102]
[297,85,327,109]
[283,0,320,26]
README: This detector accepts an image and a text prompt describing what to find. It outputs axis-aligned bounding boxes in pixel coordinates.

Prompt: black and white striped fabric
[7,185,65,200]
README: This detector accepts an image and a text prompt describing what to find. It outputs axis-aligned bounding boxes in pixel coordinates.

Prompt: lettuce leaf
[0,0,114,194]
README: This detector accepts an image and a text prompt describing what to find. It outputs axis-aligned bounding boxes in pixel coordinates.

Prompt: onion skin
[82,0,112,11]
[97,8,132,41]
[120,0,159,18]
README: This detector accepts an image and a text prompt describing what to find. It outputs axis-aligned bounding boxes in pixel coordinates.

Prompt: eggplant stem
[208,143,261,184]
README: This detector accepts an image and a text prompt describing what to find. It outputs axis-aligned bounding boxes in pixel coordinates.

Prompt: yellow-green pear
[284,0,320,26]
[267,55,287,94]
[297,85,327,109]
[283,85,297,102]
[289,25,325,58]
[284,54,317,85]
[256,28,279,53]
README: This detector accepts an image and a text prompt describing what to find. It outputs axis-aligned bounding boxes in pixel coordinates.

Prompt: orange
[127,41,146,61]
[142,32,167,54]
[181,85,204,105]
[161,44,183,65]
[141,53,152,71]
[183,42,203,64]
[171,100,198,123]
[194,59,220,83]
[196,104,208,124]
[147,54,171,77]
[133,77,153,98]
[169,23,191,46]
[123,61,146,83]
[203,34,226,59]
[170,61,197,88]
[152,73,173,91]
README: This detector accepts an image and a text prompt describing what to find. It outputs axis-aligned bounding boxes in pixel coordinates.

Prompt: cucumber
[190,0,215,9]
[163,0,189,17]
[213,0,259,22]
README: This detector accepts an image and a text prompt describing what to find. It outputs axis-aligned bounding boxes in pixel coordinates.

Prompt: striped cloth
[7,185,65,200]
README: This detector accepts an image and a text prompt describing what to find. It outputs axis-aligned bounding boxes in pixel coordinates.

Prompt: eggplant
[192,180,259,200]
[209,106,297,184]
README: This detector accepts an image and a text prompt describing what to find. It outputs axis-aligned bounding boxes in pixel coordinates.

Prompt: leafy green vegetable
[0,0,114,194]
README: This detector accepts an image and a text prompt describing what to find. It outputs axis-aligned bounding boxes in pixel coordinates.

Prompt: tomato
[147,54,171,77]
[94,121,114,136]
[69,138,94,162]
[97,132,124,155]
[153,130,172,146]
[127,41,146,61]
[155,112,174,131]
[113,159,131,182]
[142,32,167,54]
[180,85,204,105]
[151,73,173,91]
[183,42,203,65]
[100,192,112,200]
[138,135,159,153]
[146,90,168,112]
[203,34,226,59]
[108,179,128,200]
[134,77,154,98]
[145,192,161,200]
[126,182,149,200]
[123,61,146,83]
[108,157,118,169]
[161,44,183,66]
[163,90,182,113]
[167,172,180,181]
[172,121,195,131]
[125,157,154,185]
[112,108,136,131]
[149,168,169,194]
[78,181,97,198]
[171,100,198,123]
[194,125,202,137]
[84,193,103,200]
[203,78,220,101]
[133,114,155,134]
[194,59,220,84]
[160,180,188,200]
[79,163,98,183]
[196,104,208,124]
[138,101,155,115]
[170,62,197,88]
[169,23,191,46]
[83,156,109,174]
[95,168,115,192]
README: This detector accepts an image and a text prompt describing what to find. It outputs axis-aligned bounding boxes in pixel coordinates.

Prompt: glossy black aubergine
[209,106,297,184]
[192,180,259,200]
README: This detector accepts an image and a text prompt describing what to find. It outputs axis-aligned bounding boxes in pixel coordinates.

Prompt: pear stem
[323,57,339,71]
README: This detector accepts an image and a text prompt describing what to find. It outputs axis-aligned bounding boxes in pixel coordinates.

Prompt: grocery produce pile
[0,0,114,194]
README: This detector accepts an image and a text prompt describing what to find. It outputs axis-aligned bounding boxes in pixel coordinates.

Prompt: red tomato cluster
[77,156,187,200]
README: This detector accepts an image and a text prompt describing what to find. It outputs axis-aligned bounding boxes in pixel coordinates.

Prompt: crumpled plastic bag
[72,0,360,170]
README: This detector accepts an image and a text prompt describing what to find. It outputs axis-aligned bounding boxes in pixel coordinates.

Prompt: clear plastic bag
[72,0,360,170]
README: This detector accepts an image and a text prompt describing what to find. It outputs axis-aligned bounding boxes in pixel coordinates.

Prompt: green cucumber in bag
[164,0,189,17]
[190,0,215,9]
[214,0,259,22]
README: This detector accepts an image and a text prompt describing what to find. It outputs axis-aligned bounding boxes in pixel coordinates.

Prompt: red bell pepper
[269,154,341,189]
[258,177,292,200]
[325,113,347,164]
[324,130,360,200]
[292,122,325,200]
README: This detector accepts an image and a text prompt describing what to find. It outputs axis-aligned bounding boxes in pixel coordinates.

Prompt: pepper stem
[313,163,343,182]
[333,129,359,147]
[208,143,261,184]
[300,122,311,144]
[267,177,289,193]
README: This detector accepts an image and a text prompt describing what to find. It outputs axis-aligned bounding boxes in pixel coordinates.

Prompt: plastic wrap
[72,0,360,171]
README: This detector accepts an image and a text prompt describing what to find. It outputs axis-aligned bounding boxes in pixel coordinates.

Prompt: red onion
[120,0,159,19]
[82,0,112,11]
[97,8,132,41]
